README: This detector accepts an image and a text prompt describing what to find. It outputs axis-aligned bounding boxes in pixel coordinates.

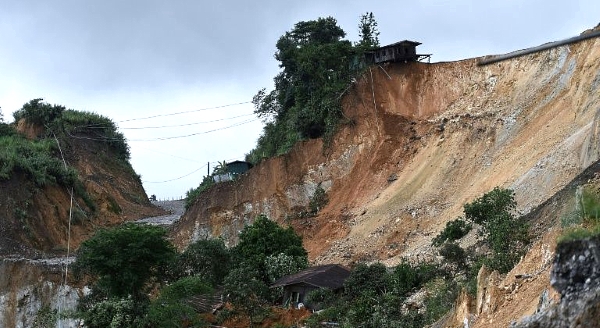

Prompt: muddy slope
[174,35,600,268]
[0,124,164,257]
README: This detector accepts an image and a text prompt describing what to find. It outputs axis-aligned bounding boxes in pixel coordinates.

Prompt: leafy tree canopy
[175,238,231,286]
[74,223,176,298]
[247,14,380,163]
[233,214,307,266]
[356,12,380,50]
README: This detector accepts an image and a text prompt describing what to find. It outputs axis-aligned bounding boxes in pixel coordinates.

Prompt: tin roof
[271,264,351,289]
[379,40,422,49]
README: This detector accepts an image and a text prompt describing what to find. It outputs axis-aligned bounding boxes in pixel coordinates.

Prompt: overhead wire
[143,163,208,183]
[128,118,259,141]
[119,113,256,130]
[118,101,252,123]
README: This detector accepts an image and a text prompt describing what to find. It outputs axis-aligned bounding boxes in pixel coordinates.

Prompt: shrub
[144,276,212,328]
[432,218,472,246]
[13,98,65,126]
[309,184,329,215]
[175,238,231,286]
[463,187,529,273]
[73,223,176,298]
[79,297,146,328]
[438,242,467,271]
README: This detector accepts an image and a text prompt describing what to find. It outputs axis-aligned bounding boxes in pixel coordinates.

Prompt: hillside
[172,31,600,325]
[0,110,164,258]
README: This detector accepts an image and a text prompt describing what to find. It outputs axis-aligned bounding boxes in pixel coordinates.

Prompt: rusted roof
[379,40,422,49]
[271,264,351,290]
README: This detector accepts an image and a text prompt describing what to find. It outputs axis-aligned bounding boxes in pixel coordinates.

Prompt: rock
[513,236,600,327]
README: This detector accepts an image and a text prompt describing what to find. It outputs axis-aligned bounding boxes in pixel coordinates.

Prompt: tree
[248,16,356,163]
[233,214,307,275]
[176,238,231,286]
[265,253,308,283]
[145,276,212,328]
[463,187,529,273]
[356,12,380,50]
[74,223,176,299]
[344,263,389,299]
[224,264,270,328]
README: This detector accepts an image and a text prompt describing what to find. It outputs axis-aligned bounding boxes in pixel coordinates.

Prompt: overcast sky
[1,1,598,199]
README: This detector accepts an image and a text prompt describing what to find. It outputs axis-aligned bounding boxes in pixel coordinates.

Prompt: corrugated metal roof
[379,40,422,49]
[271,264,351,289]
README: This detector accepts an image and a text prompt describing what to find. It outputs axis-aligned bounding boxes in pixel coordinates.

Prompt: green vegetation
[73,215,309,327]
[174,238,231,286]
[246,13,380,164]
[1,99,134,217]
[559,186,600,243]
[304,261,443,328]
[74,223,176,299]
[145,276,212,328]
[431,218,472,246]
[432,187,530,274]
[0,136,78,187]
[13,99,130,161]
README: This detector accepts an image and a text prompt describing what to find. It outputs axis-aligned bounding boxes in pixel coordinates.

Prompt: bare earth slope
[172,34,600,325]
[0,126,164,258]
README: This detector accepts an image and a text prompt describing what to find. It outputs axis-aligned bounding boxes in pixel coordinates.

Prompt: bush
[13,98,65,126]
[309,184,329,215]
[0,136,79,187]
[79,297,146,328]
[423,279,460,325]
[175,238,231,286]
[432,218,472,246]
[438,242,467,271]
[343,263,389,298]
[463,187,530,273]
[144,276,212,328]
[73,223,176,298]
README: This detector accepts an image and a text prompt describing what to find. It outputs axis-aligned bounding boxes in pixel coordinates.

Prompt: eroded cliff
[172,32,600,325]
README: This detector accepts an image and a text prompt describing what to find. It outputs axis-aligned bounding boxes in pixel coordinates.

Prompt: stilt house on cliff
[369,40,431,64]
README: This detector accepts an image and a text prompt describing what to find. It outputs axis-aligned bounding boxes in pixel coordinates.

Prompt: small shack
[271,264,350,309]
[371,40,431,64]
[226,160,253,176]
[213,160,253,183]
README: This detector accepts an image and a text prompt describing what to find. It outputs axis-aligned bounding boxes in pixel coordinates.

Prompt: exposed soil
[0,125,165,258]
[172,33,600,326]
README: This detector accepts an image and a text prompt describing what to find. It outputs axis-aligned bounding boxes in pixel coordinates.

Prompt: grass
[558,225,600,244]
[558,186,600,244]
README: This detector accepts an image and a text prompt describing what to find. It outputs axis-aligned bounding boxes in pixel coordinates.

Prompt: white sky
[1,1,599,199]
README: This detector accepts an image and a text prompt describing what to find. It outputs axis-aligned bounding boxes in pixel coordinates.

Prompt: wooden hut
[271,264,350,309]
[371,40,431,64]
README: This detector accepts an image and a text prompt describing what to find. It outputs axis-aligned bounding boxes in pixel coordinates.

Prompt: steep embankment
[0,122,163,257]
[172,32,600,325]
[174,34,600,264]
[0,118,163,326]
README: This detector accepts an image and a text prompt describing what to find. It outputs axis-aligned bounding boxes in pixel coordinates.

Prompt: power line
[119,113,255,130]
[118,101,252,123]
[134,146,203,163]
[64,118,259,142]
[143,163,208,183]
[129,118,259,141]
